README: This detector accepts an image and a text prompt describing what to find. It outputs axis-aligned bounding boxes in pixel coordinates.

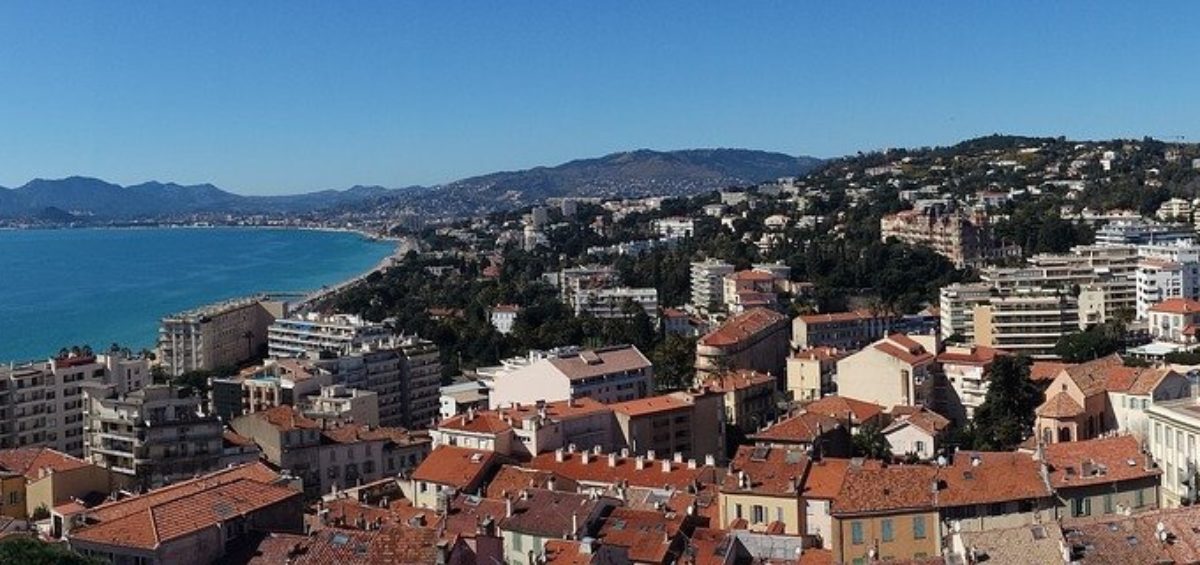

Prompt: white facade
[490,307,520,335]
[267,313,392,358]
[938,283,993,341]
[488,346,653,409]
[653,217,695,239]
[1136,241,1200,319]
[1148,397,1200,507]
[690,260,735,312]
[883,421,937,460]
[573,287,658,322]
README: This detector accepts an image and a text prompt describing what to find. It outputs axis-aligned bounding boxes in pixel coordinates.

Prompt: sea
[0,227,395,363]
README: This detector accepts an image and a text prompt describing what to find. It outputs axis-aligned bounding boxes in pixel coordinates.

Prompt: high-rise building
[690,260,735,313]
[1093,219,1194,246]
[939,282,994,341]
[157,296,286,376]
[1136,240,1200,319]
[972,288,1080,358]
[572,287,658,322]
[312,336,442,429]
[267,312,391,358]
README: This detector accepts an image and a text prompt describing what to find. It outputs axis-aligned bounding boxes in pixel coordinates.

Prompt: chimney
[581,451,591,464]
[647,450,656,461]
[547,476,557,491]
[673,452,683,464]
[506,497,514,518]
[571,513,579,538]
[568,443,577,453]
[636,456,646,470]
[704,454,716,467]
[687,459,697,470]
[555,448,565,463]
[661,460,672,473]
[608,453,617,467]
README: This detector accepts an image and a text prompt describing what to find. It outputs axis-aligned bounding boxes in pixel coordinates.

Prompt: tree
[1054,321,1123,362]
[852,423,892,460]
[0,537,106,565]
[971,356,1041,450]
[650,334,696,391]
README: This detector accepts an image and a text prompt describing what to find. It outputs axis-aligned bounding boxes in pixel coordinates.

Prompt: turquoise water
[0,228,394,363]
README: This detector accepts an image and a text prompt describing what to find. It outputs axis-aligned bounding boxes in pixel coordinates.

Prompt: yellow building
[718,445,811,535]
[0,447,126,520]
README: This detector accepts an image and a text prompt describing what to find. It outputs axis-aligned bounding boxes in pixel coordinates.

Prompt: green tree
[972,356,1041,450]
[852,423,892,460]
[0,537,106,565]
[650,334,696,391]
[1054,321,1123,362]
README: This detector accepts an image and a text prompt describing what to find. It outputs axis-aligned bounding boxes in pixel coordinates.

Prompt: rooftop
[722,445,810,496]
[0,447,90,481]
[750,412,843,445]
[547,345,652,381]
[1149,298,1200,315]
[410,446,500,489]
[1043,435,1159,489]
[699,308,788,347]
[498,488,611,539]
[528,450,722,491]
[803,396,884,425]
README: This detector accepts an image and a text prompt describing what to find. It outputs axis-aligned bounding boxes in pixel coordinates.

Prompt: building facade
[158,296,285,376]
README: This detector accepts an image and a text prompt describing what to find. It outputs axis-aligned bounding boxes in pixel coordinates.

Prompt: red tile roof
[793,346,845,362]
[699,308,788,347]
[485,466,578,498]
[726,270,777,282]
[598,507,684,563]
[498,488,611,539]
[0,447,90,481]
[798,310,888,325]
[611,394,693,417]
[803,396,884,425]
[722,445,810,496]
[1036,391,1085,418]
[1149,298,1200,315]
[1030,361,1070,383]
[1044,435,1160,489]
[873,334,935,366]
[884,409,951,436]
[254,405,321,431]
[698,370,775,394]
[437,411,513,435]
[528,451,722,491]
[802,458,856,500]
[937,346,1007,366]
[82,462,281,524]
[832,465,937,515]
[750,412,843,445]
[411,446,500,489]
[935,452,1051,508]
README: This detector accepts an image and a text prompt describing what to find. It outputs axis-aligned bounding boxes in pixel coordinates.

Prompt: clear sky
[0,2,1196,195]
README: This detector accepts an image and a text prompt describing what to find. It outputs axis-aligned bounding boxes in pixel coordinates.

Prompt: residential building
[695,308,790,382]
[1136,239,1200,319]
[802,396,886,434]
[933,451,1055,536]
[791,310,900,351]
[1147,397,1200,506]
[310,335,442,429]
[830,464,940,563]
[432,398,615,459]
[406,445,501,510]
[662,308,709,338]
[208,358,333,420]
[66,462,303,565]
[489,345,653,409]
[938,345,1006,422]
[0,447,124,521]
[653,217,695,239]
[938,282,993,342]
[553,266,620,308]
[230,405,429,497]
[786,347,844,402]
[690,260,736,314]
[721,270,780,315]
[1148,297,1200,343]
[879,207,988,267]
[718,445,811,535]
[157,296,285,376]
[611,390,725,462]
[266,312,391,358]
[499,488,618,565]
[881,409,950,460]
[1043,435,1160,521]
[438,379,489,420]
[1093,218,1194,246]
[697,371,777,432]
[836,334,938,409]
[972,287,1080,358]
[301,384,380,427]
[749,412,852,458]
[82,384,224,489]
[573,286,659,323]
[1064,505,1200,563]
[490,304,521,335]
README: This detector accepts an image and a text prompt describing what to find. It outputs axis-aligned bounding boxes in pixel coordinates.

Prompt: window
[913,516,926,540]
[328,467,338,479]
[915,440,925,454]
[881,519,894,542]
[1073,497,1091,517]
[513,533,522,551]
[776,507,784,523]
[752,505,765,524]
[1156,423,1163,446]
[851,521,864,545]
[7,492,16,505]
[1142,399,1148,410]
[735,504,743,519]
[1104,494,1114,514]
[1136,489,1146,508]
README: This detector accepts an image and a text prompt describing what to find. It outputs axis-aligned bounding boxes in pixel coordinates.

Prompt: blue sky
[0,2,1196,195]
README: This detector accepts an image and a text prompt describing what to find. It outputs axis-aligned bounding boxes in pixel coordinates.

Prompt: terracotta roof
[548,345,652,381]
[321,425,430,447]
[798,309,888,325]
[611,394,693,417]
[803,396,884,425]
[410,446,500,489]
[438,411,513,435]
[1106,367,1177,396]
[254,405,321,431]
[685,528,735,565]
[1044,435,1160,489]
[498,488,611,539]
[0,447,90,480]
[957,525,1066,565]
[246,525,444,564]
[1067,506,1200,564]
[1030,361,1069,382]
[792,346,844,362]
[485,466,578,499]
[71,478,299,550]
[528,451,722,491]
[495,397,613,422]
[802,458,855,500]
[832,465,937,515]
[726,269,777,282]
[935,452,1051,508]
[222,430,257,448]
[873,334,935,366]
[543,539,598,565]
[492,304,522,313]
[750,412,843,445]
[722,445,810,496]
[937,346,1007,366]
[1036,391,1086,418]
[1149,298,1200,315]
[440,494,508,539]
[1062,354,1125,396]
[598,507,684,563]
[883,409,951,436]
[699,308,788,347]
[699,370,776,394]
[82,462,281,524]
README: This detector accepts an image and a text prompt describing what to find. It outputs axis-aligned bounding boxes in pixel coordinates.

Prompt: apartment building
[0,447,125,521]
[981,244,1138,325]
[695,308,790,382]
[697,370,777,431]
[433,398,616,458]
[836,333,938,409]
[266,312,392,358]
[786,347,844,402]
[938,345,1006,422]
[879,207,986,267]
[551,265,620,307]
[792,310,900,351]
[231,405,431,497]
[310,336,442,429]
[489,345,653,409]
[157,295,286,376]
[938,283,993,342]
[82,384,224,489]
[653,216,695,239]
[1136,240,1200,319]
[721,270,780,315]
[611,390,725,463]
[1093,219,1194,246]
[1043,436,1160,521]
[208,358,334,420]
[690,260,736,314]
[1147,298,1200,344]
[718,445,811,535]
[972,287,1080,358]
[572,286,659,322]
[489,304,521,335]
[301,384,380,427]
[0,351,151,457]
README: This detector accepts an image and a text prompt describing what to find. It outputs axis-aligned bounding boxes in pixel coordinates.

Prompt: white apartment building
[939,282,993,341]
[302,384,380,427]
[489,345,653,409]
[1094,219,1194,246]
[1136,240,1200,319]
[972,288,1080,359]
[1157,198,1194,222]
[490,305,520,335]
[1147,396,1200,507]
[653,217,695,239]
[573,287,658,322]
[981,244,1138,324]
[690,260,735,313]
[309,336,442,429]
[158,296,286,376]
[267,312,392,358]
[0,351,151,457]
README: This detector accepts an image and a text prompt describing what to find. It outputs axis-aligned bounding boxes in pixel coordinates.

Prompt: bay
[0,227,394,363]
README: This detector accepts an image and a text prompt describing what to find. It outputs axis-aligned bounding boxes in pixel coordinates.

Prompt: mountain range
[0,148,821,220]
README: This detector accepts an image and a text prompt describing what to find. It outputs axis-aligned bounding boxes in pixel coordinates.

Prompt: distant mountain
[0,148,821,219]
[416,148,822,212]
